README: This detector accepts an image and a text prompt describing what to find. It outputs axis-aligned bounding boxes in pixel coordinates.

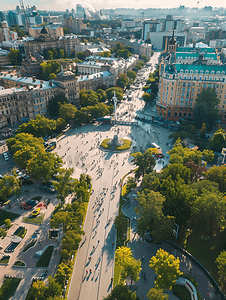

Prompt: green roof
[176,52,217,60]
[175,64,226,73]
[177,47,216,53]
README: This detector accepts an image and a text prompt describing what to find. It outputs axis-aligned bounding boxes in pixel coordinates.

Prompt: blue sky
[1,0,225,10]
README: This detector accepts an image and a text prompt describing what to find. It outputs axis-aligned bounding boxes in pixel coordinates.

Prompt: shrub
[115,139,132,151]
[100,138,111,149]
[4,219,11,228]
[22,241,36,252]
[14,260,25,266]
[172,284,191,300]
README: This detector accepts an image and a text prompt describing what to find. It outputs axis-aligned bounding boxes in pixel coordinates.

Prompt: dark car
[20,176,33,185]
[37,182,56,194]
[21,200,38,210]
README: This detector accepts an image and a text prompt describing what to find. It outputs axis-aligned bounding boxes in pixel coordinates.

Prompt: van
[151,143,160,149]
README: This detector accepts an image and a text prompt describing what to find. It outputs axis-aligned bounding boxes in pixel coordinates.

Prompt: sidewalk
[121,193,221,300]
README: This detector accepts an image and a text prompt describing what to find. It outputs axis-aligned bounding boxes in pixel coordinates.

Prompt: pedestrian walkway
[121,193,221,300]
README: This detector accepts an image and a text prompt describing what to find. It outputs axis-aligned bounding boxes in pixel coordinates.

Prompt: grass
[14,260,25,267]
[172,284,191,300]
[22,241,36,252]
[15,228,27,239]
[0,211,19,226]
[0,256,10,264]
[0,278,21,300]
[100,138,111,149]
[115,139,132,151]
[177,231,222,281]
[35,245,54,267]
[121,184,128,197]
[32,196,42,201]
[180,273,202,300]
[23,213,45,225]
[114,264,121,286]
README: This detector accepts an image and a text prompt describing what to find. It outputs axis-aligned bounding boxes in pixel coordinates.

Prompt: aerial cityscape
[0,1,226,300]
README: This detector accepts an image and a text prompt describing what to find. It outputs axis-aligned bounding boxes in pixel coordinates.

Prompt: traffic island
[101,136,132,151]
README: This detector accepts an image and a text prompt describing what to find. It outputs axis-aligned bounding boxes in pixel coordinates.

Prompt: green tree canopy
[59,103,77,121]
[117,73,129,88]
[47,94,69,117]
[193,88,221,130]
[207,165,226,192]
[131,149,156,179]
[216,251,226,293]
[106,87,123,100]
[149,248,182,290]
[16,115,56,138]
[0,174,21,203]
[103,285,137,300]
[115,246,141,284]
[127,70,136,81]
[8,49,22,65]
[52,168,74,202]
[27,152,62,182]
[147,288,169,300]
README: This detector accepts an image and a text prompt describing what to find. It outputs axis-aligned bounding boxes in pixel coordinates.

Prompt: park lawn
[115,139,132,151]
[14,260,25,266]
[183,232,223,281]
[0,256,10,264]
[0,278,21,300]
[16,228,27,239]
[23,213,45,225]
[22,241,36,252]
[114,264,121,286]
[0,211,19,226]
[36,245,54,267]
[121,184,127,197]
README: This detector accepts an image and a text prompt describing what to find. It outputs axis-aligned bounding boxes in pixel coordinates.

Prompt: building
[121,20,136,28]
[156,34,226,121]
[23,28,79,58]
[29,25,64,39]
[0,49,10,66]
[63,16,86,35]
[0,74,58,127]
[20,52,43,76]
[0,21,18,43]
[148,31,187,50]
[77,71,115,91]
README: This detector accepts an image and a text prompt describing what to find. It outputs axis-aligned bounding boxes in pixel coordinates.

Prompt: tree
[210,127,226,152]
[191,190,226,237]
[135,190,165,237]
[207,165,226,192]
[54,262,72,285]
[52,168,74,202]
[27,152,62,182]
[147,288,169,300]
[0,228,7,238]
[76,52,85,61]
[131,149,156,179]
[106,87,123,101]
[47,51,54,60]
[96,89,107,102]
[40,61,61,80]
[79,89,99,107]
[127,70,136,81]
[126,177,137,194]
[117,73,129,89]
[193,88,221,130]
[62,230,82,253]
[45,276,62,299]
[49,73,57,80]
[47,94,69,117]
[141,55,150,63]
[114,214,127,238]
[99,51,111,57]
[115,246,141,284]
[4,219,11,228]
[8,49,22,65]
[26,280,46,300]
[103,285,137,300]
[16,115,56,138]
[50,211,73,232]
[0,174,21,203]
[142,92,155,104]
[149,249,182,290]
[59,103,77,121]
[216,251,226,293]
[63,27,69,34]
[56,117,67,132]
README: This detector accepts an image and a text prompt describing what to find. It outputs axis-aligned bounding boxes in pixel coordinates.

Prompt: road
[66,53,163,300]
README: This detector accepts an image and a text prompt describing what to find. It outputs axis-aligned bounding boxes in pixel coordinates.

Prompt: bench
[176,277,198,300]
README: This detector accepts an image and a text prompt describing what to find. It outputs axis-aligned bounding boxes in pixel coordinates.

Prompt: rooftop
[77,71,113,82]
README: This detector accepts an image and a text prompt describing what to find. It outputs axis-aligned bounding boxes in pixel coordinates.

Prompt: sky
[0,0,225,11]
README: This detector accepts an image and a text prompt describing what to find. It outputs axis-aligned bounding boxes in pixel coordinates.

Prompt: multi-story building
[23,28,79,58]
[77,71,115,91]
[121,20,136,28]
[156,34,226,121]
[63,16,86,35]
[0,49,10,66]
[29,25,64,39]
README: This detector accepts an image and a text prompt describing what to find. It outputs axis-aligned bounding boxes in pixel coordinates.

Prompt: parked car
[21,200,38,210]
[37,182,56,194]
[2,152,9,161]
[20,176,33,185]
[31,208,41,216]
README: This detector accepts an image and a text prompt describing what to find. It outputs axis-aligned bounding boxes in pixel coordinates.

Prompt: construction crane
[19,0,30,32]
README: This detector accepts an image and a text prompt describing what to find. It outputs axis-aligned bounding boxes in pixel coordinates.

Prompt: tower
[168,29,177,53]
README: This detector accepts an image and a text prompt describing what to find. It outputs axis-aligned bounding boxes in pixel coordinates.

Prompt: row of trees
[105,246,182,300]
[142,68,159,104]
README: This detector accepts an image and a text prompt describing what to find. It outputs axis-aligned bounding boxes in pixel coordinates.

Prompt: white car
[2,152,9,161]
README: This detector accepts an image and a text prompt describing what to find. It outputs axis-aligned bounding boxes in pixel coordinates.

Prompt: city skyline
[0,0,226,11]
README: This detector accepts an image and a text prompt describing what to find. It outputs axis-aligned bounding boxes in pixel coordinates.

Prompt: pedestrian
[90,269,92,273]
[142,256,144,260]
[98,240,100,244]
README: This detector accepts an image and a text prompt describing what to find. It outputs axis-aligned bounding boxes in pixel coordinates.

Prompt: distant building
[121,20,136,28]
[0,49,10,66]
[29,25,64,39]
[77,71,115,91]
[63,16,86,34]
